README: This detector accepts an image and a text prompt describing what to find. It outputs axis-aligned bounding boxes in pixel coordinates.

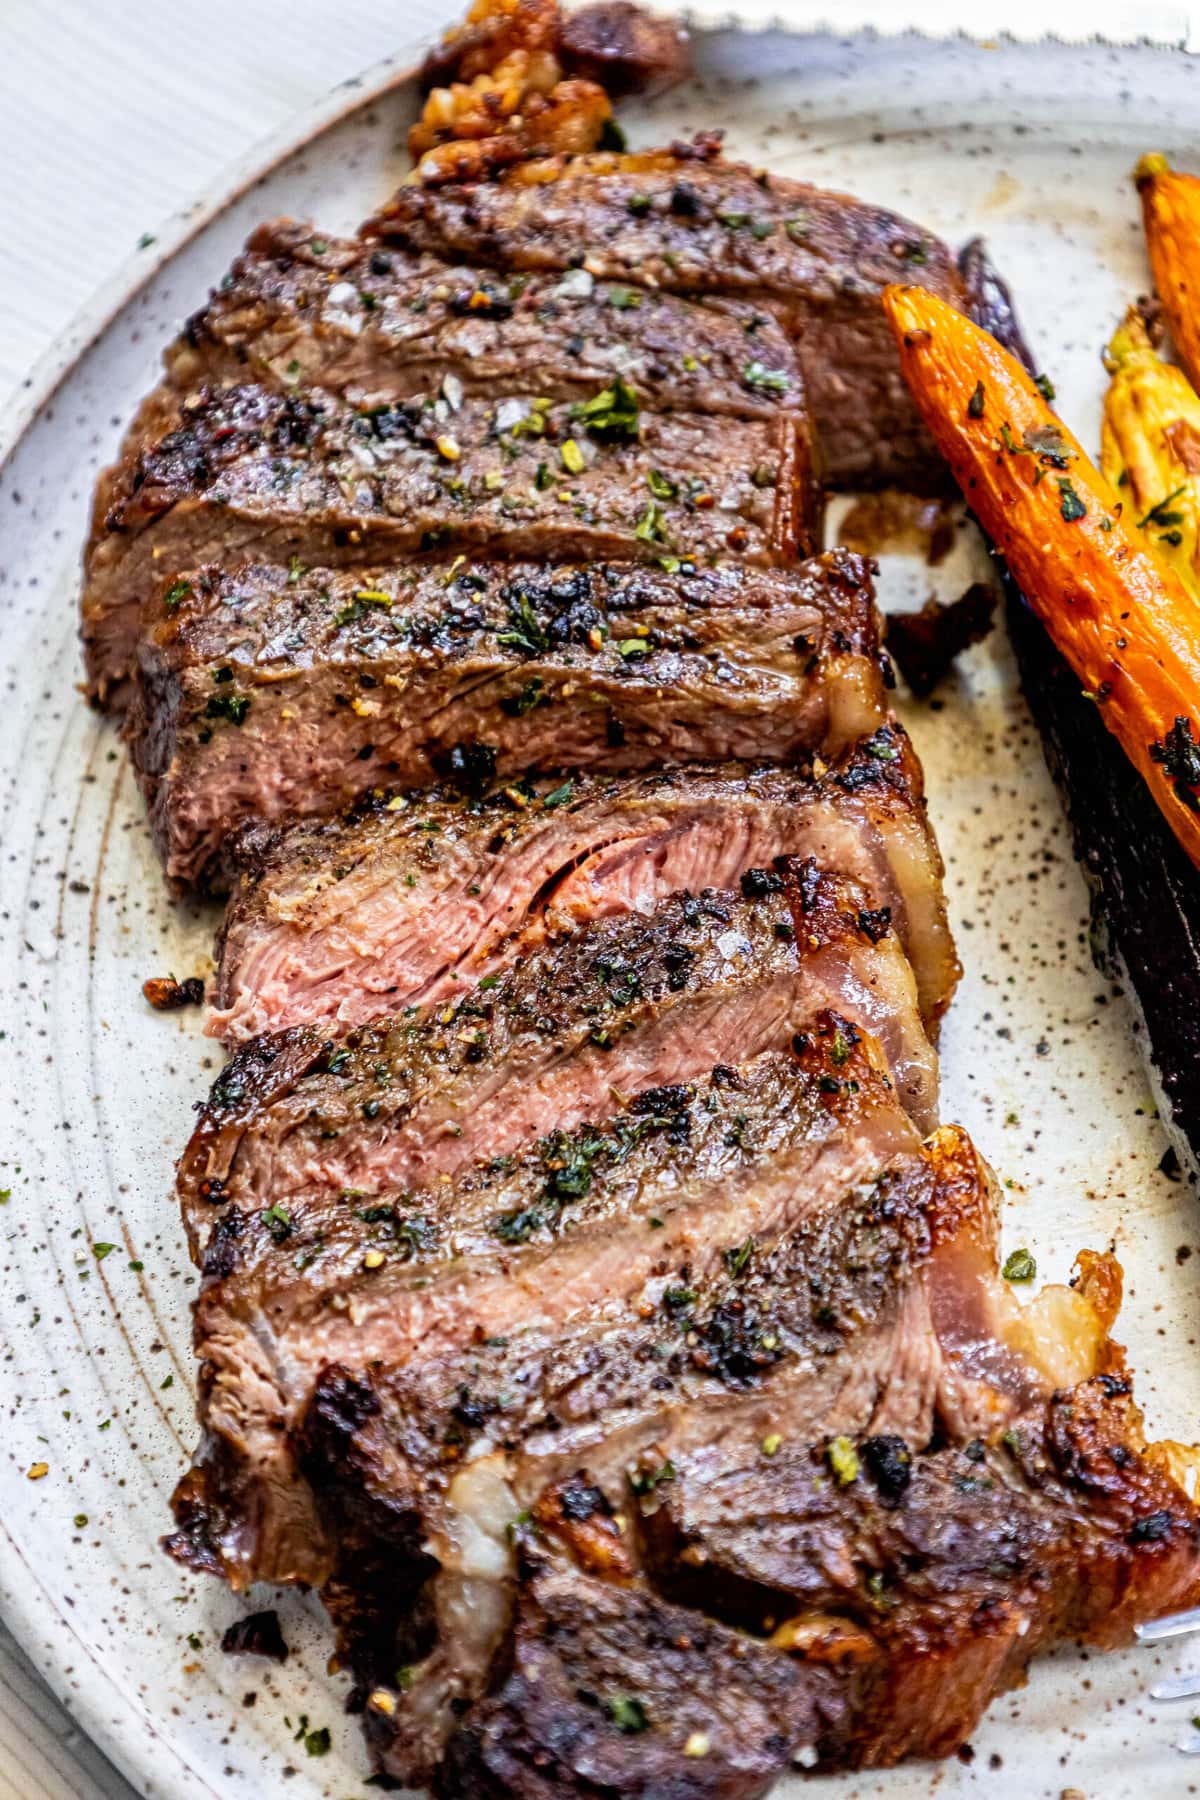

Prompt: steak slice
[84,381,819,710]
[126,548,887,893]
[365,147,971,490]
[156,221,804,428]
[435,1554,849,1800]
[168,1022,919,1593]
[176,870,938,1247]
[209,724,956,1044]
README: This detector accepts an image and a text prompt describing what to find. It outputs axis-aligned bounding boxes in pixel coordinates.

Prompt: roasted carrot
[882,283,1200,872]
[1136,153,1200,394]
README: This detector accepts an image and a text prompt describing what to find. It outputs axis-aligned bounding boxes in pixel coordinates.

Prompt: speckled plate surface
[4,23,1200,1800]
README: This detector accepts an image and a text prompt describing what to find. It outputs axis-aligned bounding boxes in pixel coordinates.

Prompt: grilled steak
[126,549,886,892]
[155,222,803,430]
[84,377,818,710]
[283,1126,1200,1790]
[210,725,956,1044]
[435,1364,1200,1797]
[177,871,938,1250]
[365,147,972,490]
[169,1022,919,1593]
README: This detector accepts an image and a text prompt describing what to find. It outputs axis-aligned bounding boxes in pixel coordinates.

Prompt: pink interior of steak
[210,747,954,1046]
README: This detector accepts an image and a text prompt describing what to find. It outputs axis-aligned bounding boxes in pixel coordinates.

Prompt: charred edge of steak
[434,1554,852,1799]
[364,154,965,309]
[174,1028,918,1600]
[192,1014,898,1293]
[138,549,877,671]
[637,1372,1200,1760]
[126,548,879,892]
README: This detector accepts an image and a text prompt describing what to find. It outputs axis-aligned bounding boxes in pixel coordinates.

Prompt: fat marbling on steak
[208,724,957,1044]
[84,378,818,710]
[125,548,886,893]
[176,868,939,1254]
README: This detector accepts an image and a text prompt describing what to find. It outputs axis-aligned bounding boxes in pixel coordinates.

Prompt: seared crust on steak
[84,382,819,710]
[208,725,957,1043]
[366,149,971,490]
[160,222,802,427]
[125,549,886,892]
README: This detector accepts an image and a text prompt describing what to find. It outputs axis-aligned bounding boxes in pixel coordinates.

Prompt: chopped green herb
[1138,484,1189,529]
[1056,478,1087,523]
[163,579,191,612]
[606,285,641,310]
[967,380,985,419]
[262,1205,293,1244]
[541,780,574,809]
[572,377,640,441]
[743,360,791,392]
[724,1237,754,1277]
[633,502,667,544]
[646,467,678,501]
[497,591,549,656]
[1002,1247,1037,1282]
[204,690,251,726]
[1151,715,1200,812]
[91,1242,116,1261]
[629,1459,676,1495]
[1034,372,1056,402]
[606,1696,649,1734]
[561,438,585,475]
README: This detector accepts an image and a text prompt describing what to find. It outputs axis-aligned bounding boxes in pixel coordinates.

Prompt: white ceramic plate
[4,23,1200,1800]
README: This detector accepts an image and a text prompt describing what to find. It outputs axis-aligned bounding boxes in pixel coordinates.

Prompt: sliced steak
[365,147,971,490]
[433,1361,1200,1797]
[168,1022,920,1592]
[126,548,887,893]
[176,871,939,1248]
[209,724,956,1044]
[639,1373,1200,1769]
[84,381,819,710]
[158,222,803,427]
[305,1130,1200,1788]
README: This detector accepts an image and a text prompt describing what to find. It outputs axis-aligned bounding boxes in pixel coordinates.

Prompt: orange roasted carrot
[1136,153,1200,394]
[882,282,1200,872]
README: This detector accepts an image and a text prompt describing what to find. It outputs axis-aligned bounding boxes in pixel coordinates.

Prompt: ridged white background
[1,5,1198,1798]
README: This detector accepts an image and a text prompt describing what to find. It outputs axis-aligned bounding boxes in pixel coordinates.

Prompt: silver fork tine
[1150,1670,1200,1702]
[1136,1608,1200,1644]
[1176,1734,1200,1756]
